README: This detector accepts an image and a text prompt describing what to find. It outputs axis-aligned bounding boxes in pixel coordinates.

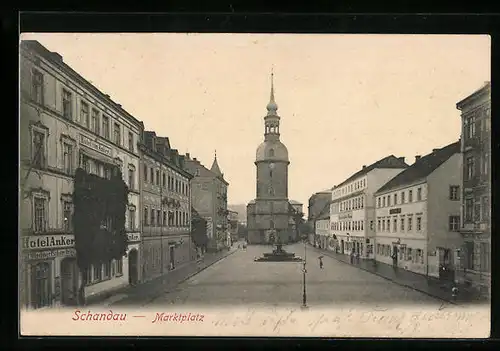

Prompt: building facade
[139,131,195,283]
[456,82,491,295]
[20,40,143,309]
[247,73,292,244]
[314,203,331,250]
[184,153,229,251]
[330,156,409,259]
[228,210,239,243]
[374,142,462,279]
[307,190,332,245]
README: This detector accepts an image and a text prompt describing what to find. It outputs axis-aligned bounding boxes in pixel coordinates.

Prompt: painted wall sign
[389,208,402,214]
[80,134,112,156]
[339,213,353,220]
[25,248,76,260]
[127,232,141,242]
[22,235,75,250]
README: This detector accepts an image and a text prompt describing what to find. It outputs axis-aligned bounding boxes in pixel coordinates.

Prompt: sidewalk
[90,248,237,307]
[309,245,488,305]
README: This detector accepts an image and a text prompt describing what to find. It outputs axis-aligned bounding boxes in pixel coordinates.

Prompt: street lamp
[302,238,308,309]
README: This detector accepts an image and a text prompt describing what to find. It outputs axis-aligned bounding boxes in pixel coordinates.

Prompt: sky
[20,33,490,215]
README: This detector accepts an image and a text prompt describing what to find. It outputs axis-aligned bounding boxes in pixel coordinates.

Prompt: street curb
[140,249,237,306]
[308,245,458,306]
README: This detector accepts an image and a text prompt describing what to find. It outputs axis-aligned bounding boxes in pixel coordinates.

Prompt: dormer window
[269,149,275,157]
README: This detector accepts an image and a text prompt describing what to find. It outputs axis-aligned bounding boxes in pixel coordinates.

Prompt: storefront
[21,234,78,309]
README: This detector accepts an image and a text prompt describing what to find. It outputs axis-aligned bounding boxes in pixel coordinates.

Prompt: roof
[289,200,303,205]
[336,155,409,188]
[376,141,460,194]
[210,156,223,176]
[456,81,491,109]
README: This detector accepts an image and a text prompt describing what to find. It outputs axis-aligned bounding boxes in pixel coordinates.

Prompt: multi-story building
[20,40,143,309]
[330,156,409,259]
[374,141,462,279]
[307,190,332,245]
[456,82,491,295]
[314,202,331,250]
[139,131,194,283]
[184,153,229,251]
[228,210,239,244]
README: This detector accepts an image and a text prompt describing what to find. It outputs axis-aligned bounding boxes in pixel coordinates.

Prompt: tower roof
[210,150,223,177]
[266,69,278,115]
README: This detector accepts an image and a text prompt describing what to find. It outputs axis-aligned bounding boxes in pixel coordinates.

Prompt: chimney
[415,155,421,162]
[51,52,63,61]
[362,165,366,169]
[398,157,405,163]
[432,148,439,152]
[186,153,190,159]
[193,157,197,161]
[116,104,122,108]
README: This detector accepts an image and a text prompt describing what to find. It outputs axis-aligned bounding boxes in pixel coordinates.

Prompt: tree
[191,207,208,253]
[73,167,128,306]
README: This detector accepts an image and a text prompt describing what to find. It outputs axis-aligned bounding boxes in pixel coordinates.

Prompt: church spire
[266,68,278,115]
[210,149,223,177]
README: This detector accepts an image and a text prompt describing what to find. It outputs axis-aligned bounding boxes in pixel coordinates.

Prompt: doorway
[60,258,78,306]
[392,246,398,267]
[169,246,175,270]
[31,262,52,309]
[438,248,455,281]
[128,249,138,286]
[341,240,344,254]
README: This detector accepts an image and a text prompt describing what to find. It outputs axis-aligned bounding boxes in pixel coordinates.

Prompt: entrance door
[169,246,175,270]
[61,258,77,306]
[392,246,398,267]
[439,248,455,281]
[31,262,51,309]
[128,250,138,286]
[341,240,344,254]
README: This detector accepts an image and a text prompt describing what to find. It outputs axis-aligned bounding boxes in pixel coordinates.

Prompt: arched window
[268,149,275,157]
[31,262,51,308]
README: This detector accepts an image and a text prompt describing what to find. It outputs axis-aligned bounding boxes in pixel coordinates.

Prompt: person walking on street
[319,256,324,269]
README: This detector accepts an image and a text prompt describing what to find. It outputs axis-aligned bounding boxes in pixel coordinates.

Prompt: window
[409,190,413,202]
[377,198,381,208]
[128,168,135,190]
[466,156,475,180]
[32,69,44,104]
[156,170,160,186]
[150,168,154,184]
[377,220,381,231]
[33,196,47,232]
[474,203,481,222]
[386,219,390,232]
[465,198,473,222]
[370,220,373,231]
[480,242,490,273]
[464,115,475,139]
[62,89,72,119]
[85,267,92,285]
[62,143,74,174]
[449,216,460,231]
[157,210,161,226]
[93,264,102,282]
[63,201,73,232]
[387,196,391,207]
[114,123,121,145]
[143,165,148,183]
[401,191,405,203]
[269,149,275,157]
[417,188,422,201]
[129,207,136,230]
[401,218,405,231]
[32,130,46,168]
[408,216,413,231]
[162,173,166,188]
[465,241,474,270]
[163,211,167,226]
[449,186,460,200]
[91,109,100,135]
[381,219,385,231]
[143,206,149,226]
[80,101,90,128]
[382,197,386,207]
[128,131,134,152]
[394,193,398,205]
[416,216,422,231]
[482,152,489,175]
[102,115,110,139]
[393,218,397,232]
[481,196,490,221]
[150,208,155,226]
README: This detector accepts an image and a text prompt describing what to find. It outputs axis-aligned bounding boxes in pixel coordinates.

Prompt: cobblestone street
[144,243,448,308]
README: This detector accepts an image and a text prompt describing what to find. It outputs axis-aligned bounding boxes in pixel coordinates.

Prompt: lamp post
[302,238,308,309]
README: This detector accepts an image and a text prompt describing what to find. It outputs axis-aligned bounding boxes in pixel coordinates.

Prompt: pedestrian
[452,286,458,302]
[350,251,354,264]
[319,257,324,269]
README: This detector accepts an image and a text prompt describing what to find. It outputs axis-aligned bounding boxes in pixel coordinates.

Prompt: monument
[254,230,302,262]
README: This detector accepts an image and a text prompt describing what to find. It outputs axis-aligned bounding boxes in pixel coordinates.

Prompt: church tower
[247,71,291,244]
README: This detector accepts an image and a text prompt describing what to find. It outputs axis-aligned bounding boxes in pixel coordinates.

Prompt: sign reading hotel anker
[22,235,75,250]
[127,233,141,242]
[80,134,112,156]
